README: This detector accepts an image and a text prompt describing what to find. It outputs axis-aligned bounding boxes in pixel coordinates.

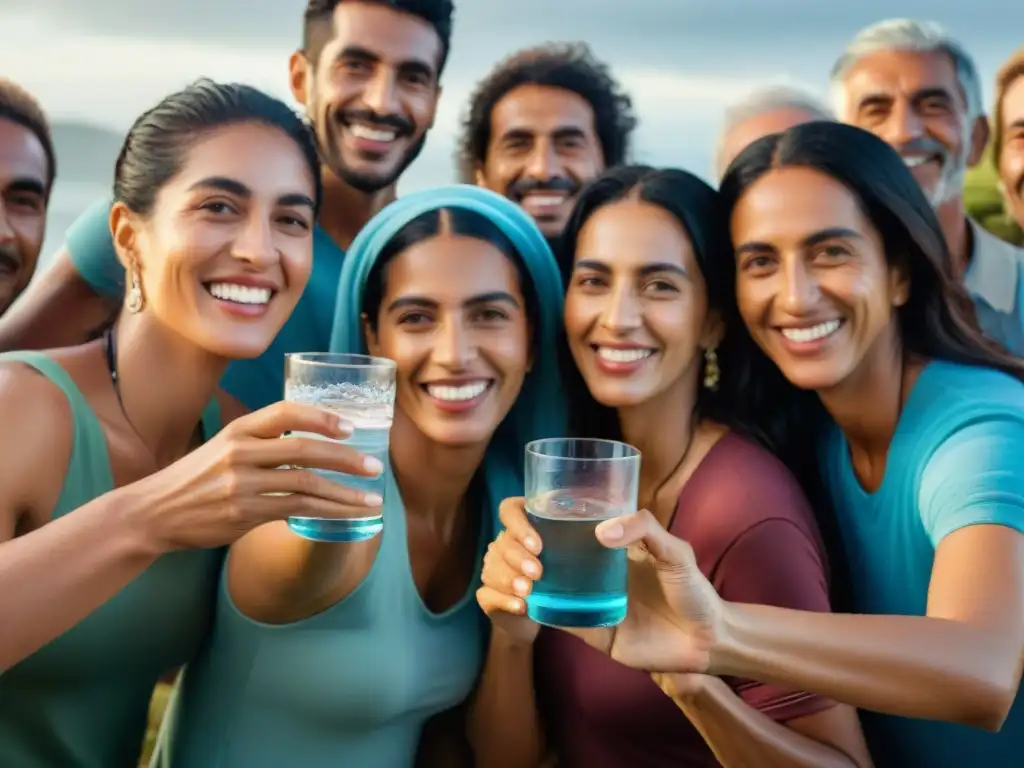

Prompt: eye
[8,193,43,213]
[574,274,606,289]
[277,214,310,230]
[473,307,509,322]
[401,71,431,87]
[740,253,776,272]
[398,311,432,325]
[816,244,849,261]
[643,278,678,293]
[200,201,237,216]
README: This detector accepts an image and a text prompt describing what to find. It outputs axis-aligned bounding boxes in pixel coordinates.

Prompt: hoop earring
[126,267,143,313]
[703,347,720,391]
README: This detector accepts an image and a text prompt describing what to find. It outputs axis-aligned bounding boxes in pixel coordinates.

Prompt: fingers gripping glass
[524,438,640,628]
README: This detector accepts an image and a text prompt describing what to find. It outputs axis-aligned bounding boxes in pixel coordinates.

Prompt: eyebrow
[187,176,315,209]
[574,258,688,277]
[386,291,521,313]
[336,45,435,79]
[500,126,588,143]
[735,227,864,255]
[4,177,47,197]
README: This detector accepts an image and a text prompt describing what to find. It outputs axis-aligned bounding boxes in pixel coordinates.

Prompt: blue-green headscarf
[329,184,566,528]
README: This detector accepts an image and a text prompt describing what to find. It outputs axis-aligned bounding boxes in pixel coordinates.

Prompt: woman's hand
[126,400,385,552]
[476,497,544,644]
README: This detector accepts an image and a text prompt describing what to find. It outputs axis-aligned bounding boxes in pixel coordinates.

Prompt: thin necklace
[649,425,698,531]
[104,326,148,446]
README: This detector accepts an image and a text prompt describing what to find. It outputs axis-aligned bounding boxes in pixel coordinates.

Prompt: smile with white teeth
[348,124,397,143]
[524,192,567,207]
[780,319,842,343]
[596,347,653,363]
[901,155,936,168]
[425,381,490,402]
[206,282,273,305]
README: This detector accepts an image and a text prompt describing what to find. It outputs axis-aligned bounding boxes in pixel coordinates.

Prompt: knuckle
[293,469,318,496]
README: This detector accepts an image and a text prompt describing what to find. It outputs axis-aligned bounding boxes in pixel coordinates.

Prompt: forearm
[0,488,159,670]
[467,629,546,768]
[676,677,860,768]
[715,603,1020,730]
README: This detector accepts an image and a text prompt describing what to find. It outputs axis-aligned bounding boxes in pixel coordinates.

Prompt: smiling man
[831,18,1024,354]
[0,79,54,318]
[457,43,637,251]
[0,0,453,409]
[993,48,1024,234]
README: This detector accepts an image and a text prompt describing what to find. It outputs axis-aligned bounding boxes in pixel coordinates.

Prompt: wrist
[708,601,750,678]
[107,483,170,560]
[489,623,538,652]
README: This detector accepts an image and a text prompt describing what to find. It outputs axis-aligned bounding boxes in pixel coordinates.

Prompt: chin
[588,385,652,410]
[775,364,845,393]
[423,425,496,449]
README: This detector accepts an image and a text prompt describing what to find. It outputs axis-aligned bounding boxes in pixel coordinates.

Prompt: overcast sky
[1,0,1021,257]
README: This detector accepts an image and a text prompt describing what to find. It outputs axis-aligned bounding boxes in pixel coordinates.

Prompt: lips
[205,282,274,306]
[595,346,654,363]
[423,380,491,402]
[778,319,842,343]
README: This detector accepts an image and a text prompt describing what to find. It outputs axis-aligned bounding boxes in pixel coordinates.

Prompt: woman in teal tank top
[167,186,567,767]
[0,81,382,768]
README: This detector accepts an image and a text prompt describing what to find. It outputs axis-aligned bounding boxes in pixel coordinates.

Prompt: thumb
[596,509,697,569]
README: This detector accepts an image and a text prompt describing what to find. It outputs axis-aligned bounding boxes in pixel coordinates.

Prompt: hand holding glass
[284,353,396,542]
[524,438,640,628]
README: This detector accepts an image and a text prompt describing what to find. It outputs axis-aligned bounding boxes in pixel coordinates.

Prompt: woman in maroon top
[469,167,872,767]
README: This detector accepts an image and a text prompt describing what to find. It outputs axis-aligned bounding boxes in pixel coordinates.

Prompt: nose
[525,141,558,179]
[434,317,475,369]
[600,283,642,333]
[882,100,925,147]
[231,212,276,269]
[780,258,819,315]
[363,69,399,116]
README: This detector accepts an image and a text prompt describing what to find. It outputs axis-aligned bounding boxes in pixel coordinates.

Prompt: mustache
[0,244,19,275]
[507,176,579,202]
[334,109,414,137]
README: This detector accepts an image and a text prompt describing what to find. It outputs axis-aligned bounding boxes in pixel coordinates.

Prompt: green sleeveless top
[0,351,225,768]
[167,469,488,767]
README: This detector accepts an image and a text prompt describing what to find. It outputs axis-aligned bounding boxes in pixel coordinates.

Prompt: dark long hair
[717,121,1024,453]
[557,165,767,445]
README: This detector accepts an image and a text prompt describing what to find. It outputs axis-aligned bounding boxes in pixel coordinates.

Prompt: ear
[966,114,990,168]
[889,260,911,308]
[362,312,381,356]
[289,50,311,110]
[699,309,726,351]
[473,166,486,188]
[110,201,140,272]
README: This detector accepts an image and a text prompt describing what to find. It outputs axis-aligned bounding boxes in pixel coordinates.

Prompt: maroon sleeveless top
[533,432,837,767]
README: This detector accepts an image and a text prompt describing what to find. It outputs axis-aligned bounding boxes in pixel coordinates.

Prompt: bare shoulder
[0,359,76,521]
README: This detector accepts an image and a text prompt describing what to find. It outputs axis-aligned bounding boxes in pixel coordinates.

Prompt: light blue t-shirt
[65,197,345,410]
[822,360,1024,767]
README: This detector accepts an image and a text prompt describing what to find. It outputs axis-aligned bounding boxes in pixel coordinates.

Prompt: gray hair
[830,19,983,119]
[713,85,832,178]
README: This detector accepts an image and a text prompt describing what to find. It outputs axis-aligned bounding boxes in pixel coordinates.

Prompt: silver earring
[126,268,143,313]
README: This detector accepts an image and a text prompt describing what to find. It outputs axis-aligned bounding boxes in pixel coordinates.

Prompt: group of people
[0,2,1023,767]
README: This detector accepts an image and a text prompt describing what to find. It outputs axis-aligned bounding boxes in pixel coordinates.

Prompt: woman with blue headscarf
[166,186,566,767]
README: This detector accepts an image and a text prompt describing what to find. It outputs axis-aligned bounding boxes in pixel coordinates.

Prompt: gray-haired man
[714,85,832,180]
[832,18,1024,353]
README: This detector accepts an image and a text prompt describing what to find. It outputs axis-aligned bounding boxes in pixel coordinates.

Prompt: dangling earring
[126,266,143,313]
[703,347,720,391]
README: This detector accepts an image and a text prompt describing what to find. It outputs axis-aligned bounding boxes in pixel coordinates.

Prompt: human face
[837,49,985,207]
[731,166,908,393]
[0,117,48,316]
[477,85,604,238]
[717,108,822,179]
[111,122,317,359]
[290,1,441,194]
[365,233,531,447]
[998,75,1024,229]
[565,199,716,409]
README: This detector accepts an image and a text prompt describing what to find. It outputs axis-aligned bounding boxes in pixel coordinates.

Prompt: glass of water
[524,438,640,628]
[284,353,397,542]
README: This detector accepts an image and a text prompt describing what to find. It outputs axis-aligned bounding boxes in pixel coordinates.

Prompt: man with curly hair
[0,78,53,318]
[457,43,636,245]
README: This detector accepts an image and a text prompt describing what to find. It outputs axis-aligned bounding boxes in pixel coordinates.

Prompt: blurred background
[1,0,1021,263]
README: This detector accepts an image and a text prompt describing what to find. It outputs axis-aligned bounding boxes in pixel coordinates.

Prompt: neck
[317,167,397,251]
[816,323,905,459]
[388,408,487,536]
[617,371,699,500]
[936,196,972,276]
[111,312,227,466]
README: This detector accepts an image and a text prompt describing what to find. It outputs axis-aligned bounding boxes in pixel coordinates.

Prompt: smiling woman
[0,80,389,768]
[163,185,567,768]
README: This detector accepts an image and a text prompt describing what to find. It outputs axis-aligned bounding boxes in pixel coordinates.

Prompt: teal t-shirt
[822,360,1024,767]
[65,197,345,410]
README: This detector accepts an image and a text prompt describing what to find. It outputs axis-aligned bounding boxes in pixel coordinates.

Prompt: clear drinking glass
[524,438,641,628]
[284,353,397,542]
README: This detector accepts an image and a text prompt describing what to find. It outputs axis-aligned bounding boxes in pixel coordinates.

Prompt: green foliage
[964,145,1024,245]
